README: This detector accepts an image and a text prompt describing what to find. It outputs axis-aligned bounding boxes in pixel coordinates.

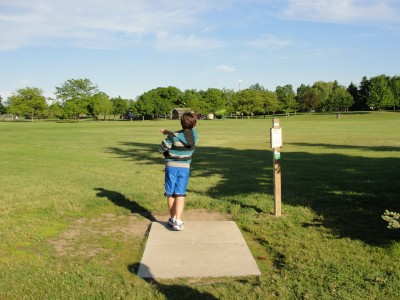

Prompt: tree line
[1,74,399,121]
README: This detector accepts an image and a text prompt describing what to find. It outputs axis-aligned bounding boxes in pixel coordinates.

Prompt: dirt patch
[49,209,229,258]
[49,213,149,257]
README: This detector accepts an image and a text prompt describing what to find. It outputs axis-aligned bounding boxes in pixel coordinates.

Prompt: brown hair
[180,112,197,129]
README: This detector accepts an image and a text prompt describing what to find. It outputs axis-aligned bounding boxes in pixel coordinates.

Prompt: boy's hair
[181,112,197,129]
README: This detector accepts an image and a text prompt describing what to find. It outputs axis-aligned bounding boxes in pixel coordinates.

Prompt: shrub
[382,210,400,229]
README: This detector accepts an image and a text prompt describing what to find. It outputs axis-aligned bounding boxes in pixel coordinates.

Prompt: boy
[159,112,198,231]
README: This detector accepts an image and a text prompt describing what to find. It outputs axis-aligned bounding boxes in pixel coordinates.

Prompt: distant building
[170,108,194,120]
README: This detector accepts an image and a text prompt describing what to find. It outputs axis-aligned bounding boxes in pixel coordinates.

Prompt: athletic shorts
[164,166,190,197]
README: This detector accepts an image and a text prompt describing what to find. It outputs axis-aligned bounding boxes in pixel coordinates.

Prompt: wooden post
[273,153,282,216]
[270,118,282,216]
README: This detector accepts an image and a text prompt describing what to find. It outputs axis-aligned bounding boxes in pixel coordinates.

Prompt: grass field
[0,112,399,299]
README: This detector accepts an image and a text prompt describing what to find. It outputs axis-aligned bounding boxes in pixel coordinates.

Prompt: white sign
[270,128,282,148]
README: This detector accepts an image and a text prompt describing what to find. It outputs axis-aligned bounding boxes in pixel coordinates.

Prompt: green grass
[1,112,399,299]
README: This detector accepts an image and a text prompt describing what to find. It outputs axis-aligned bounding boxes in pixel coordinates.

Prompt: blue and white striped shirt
[159,128,198,168]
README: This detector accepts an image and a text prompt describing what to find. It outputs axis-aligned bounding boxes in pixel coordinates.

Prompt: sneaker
[173,220,184,231]
[168,217,176,227]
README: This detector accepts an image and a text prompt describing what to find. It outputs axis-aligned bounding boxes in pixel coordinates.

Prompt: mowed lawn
[0,112,399,299]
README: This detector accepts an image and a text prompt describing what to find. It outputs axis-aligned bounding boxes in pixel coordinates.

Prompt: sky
[1,0,400,100]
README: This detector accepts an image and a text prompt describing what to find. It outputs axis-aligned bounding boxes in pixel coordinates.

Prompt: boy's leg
[167,196,176,218]
[174,169,189,222]
[165,166,177,221]
[174,196,185,221]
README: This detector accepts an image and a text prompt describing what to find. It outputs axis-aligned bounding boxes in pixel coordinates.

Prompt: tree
[0,95,6,114]
[249,83,265,91]
[368,75,394,111]
[55,78,99,120]
[48,101,64,119]
[222,88,237,115]
[358,76,371,110]
[90,92,112,120]
[154,87,181,117]
[296,85,321,113]
[347,82,362,111]
[236,89,263,117]
[136,87,180,119]
[7,87,47,122]
[128,99,138,116]
[312,81,334,111]
[327,81,354,111]
[158,86,182,108]
[261,90,278,116]
[182,89,206,115]
[203,88,225,115]
[276,84,297,115]
[62,100,79,119]
[389,76,400,110]
[135,92,156,120]
[111,96,129,119]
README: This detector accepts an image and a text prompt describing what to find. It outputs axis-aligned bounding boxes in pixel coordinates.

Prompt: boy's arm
[160,129,176,144]
[182,129,195,148]
[159,129,175,153]
[159,138,171,153]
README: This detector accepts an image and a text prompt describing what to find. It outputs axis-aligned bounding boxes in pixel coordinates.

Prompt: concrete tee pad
[137,221,261,279]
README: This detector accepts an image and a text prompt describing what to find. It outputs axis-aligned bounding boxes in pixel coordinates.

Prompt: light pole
[238,79,242,92]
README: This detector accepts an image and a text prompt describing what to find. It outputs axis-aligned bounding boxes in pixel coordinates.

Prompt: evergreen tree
[0,95,6,114]
[358,76,371,111]
[347,82,361,111]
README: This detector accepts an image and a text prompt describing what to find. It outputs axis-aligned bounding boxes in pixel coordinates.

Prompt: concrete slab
[137,221,261,279]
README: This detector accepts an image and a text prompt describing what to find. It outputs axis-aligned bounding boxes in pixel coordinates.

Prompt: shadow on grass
[94,188,156,222]
[107,142,400,246]
[289,142,400,152]
[281,150,400,245]
[108,142,271,211]
[128,263,218,300]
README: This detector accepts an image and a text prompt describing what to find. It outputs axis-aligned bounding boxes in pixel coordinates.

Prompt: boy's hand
[160,128,166,134]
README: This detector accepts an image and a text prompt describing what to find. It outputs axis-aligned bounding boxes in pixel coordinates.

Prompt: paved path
[137,221,261,279]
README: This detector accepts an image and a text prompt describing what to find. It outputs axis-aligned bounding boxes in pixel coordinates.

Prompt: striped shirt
[159,128,198,168]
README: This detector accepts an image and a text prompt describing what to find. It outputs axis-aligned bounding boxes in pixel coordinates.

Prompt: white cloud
[216,65,236,72]
[155,31,224,52]
[202,26,217,33]
[248,34,292,49]
[0,0,224,51]
[280,0,400,24]
[357,32,378,38]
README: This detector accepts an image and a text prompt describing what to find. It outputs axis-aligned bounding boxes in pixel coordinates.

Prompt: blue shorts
[164,166,190,197]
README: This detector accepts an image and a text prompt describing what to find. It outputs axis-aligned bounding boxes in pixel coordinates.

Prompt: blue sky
[1,0,400,100]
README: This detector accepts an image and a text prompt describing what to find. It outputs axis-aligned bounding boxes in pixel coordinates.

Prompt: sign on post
[270,128,282,148]
[270,118,282,216]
